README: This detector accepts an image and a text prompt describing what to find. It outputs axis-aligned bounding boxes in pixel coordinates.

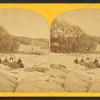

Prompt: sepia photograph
[50,9,100,93]
[0,8,49,92]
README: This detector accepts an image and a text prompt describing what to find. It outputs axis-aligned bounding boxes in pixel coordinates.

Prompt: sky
[56,9,100,37]
[0,8,49,39]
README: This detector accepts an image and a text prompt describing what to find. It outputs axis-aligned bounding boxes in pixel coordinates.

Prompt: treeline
[50,19,100,53]
[0,26,48,53]
[22,37,49,50]
[0,26,30,53]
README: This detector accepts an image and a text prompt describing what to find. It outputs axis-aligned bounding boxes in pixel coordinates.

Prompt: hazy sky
[56,9,100,37]
[0,8,49,38]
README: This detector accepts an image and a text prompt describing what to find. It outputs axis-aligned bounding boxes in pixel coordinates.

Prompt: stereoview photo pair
[0,8,99,93]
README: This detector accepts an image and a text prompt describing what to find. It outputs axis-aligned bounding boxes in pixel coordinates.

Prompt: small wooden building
[18,44,40,53]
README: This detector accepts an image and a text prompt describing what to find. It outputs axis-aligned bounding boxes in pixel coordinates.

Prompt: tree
[50,19,98,53]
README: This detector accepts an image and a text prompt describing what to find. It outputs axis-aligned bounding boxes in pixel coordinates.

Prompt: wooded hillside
[50,19,100,53]
[0,26,49,53]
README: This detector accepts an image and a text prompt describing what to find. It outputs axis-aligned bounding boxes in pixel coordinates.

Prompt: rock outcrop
[50,64,92,92]
[15,79,49,92]
[0,72,17,92]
